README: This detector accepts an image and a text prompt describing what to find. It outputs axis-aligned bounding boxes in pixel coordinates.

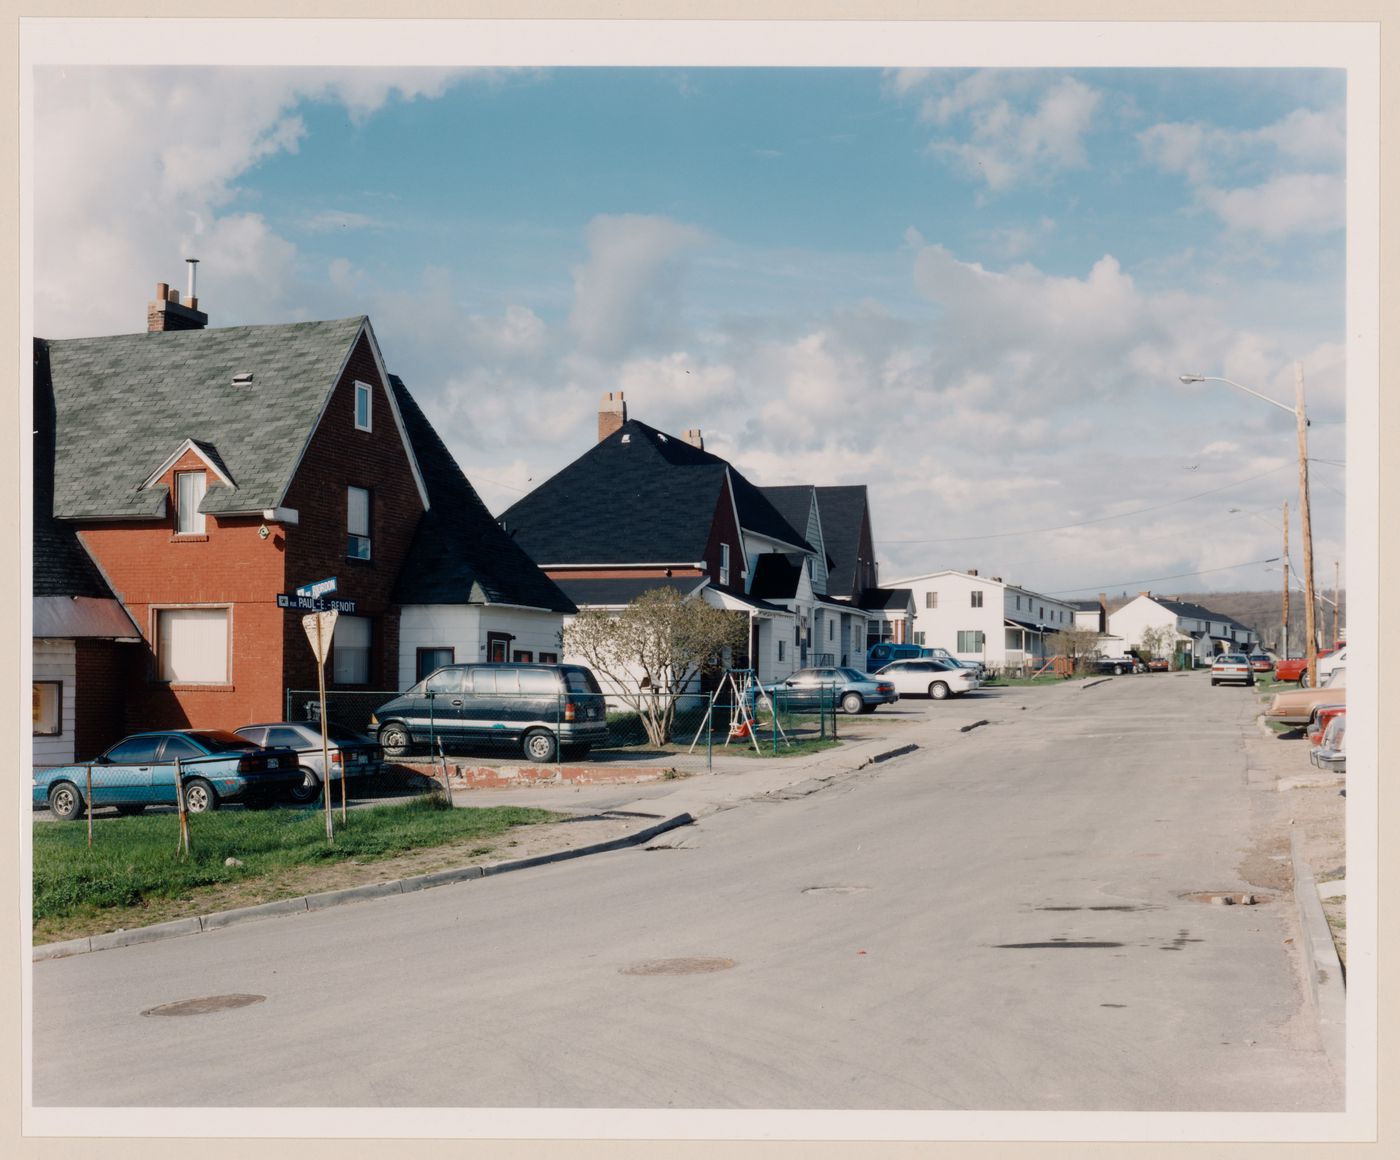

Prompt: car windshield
[186,730,257,752]
[836,668,868,682]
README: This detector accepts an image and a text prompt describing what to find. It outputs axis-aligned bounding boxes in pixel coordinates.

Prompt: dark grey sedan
[234,721,384,805]
[760,667,899,714]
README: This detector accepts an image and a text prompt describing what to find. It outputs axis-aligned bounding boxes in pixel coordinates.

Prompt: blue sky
[30,48,1355,601]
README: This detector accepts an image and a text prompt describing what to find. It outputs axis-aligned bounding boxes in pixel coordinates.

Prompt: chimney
[598,390,627,442]
[683,428,704,450]
[967,568,978,577]
[147,262,208,333]
[1139,590,1151,598]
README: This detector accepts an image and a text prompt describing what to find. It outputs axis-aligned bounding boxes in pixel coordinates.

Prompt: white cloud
[299,210,379,234]
[898,72,1102,191]
[567,214,706,357]
[1202,173,1344,239]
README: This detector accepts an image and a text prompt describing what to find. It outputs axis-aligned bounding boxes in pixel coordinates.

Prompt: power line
[881,464,1290,545]
[1045,557,1281,596]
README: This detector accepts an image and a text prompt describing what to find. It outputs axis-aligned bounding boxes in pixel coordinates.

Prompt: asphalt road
[30,673,1341,1114]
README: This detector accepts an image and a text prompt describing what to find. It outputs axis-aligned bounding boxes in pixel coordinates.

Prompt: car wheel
[378,723,411,759]
[183,777,219,813]
[114,804,146,817]
[1210,679,1219,686]
[47,782,84,822]
[841,692,864,714]
[522,728,557,763]
[288,768,323,805]
[928,681,950,700]
[1114,665,1126,675]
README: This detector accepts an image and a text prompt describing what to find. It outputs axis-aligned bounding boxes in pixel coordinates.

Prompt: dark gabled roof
[858,586,913,612]
[42,316,369,519]
[813,485,871,597]
[33,340,115,600]
[389,377,574,613]
[1155,596,1249,631]
[498,419,810,566]
[759,485,815,543]
[748,553,806,600]
[1068,599,1102,612]
[553,576,707,608]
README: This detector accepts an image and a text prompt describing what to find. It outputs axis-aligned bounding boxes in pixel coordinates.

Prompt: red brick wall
[73,328,425,730]
[72,639,137,759]
[703,478,744,593]
[281,332,422,693]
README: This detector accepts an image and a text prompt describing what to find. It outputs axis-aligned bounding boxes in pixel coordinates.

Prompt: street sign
[296,576,338,599]
[278,593,357,613]
[302,610,339,665]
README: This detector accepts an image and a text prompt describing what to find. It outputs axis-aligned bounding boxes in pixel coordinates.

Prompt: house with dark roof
[33,278,570,753]
[760,484,914,665]
[499,392,826,679]
[1108,592,1259,666]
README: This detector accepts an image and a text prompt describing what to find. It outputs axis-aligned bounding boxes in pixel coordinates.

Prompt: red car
[1308,704,1346,747]
[1248,654,1274,673]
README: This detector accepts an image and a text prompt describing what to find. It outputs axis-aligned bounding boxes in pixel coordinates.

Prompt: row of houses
[31,286,917,765]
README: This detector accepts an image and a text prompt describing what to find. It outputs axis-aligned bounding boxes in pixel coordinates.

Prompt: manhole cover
[620,957,736,976]
[802,885,870,895]
[141,994,266,1017]
[1182,892,1271,906]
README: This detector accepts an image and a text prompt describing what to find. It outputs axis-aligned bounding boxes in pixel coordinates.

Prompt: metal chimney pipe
[185,258,200,308]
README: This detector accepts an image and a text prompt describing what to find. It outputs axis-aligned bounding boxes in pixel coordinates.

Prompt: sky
[27,34,1358,602]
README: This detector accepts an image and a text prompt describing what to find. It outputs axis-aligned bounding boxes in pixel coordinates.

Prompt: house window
[925,592,938,608]
[487,633,511,663]
[778,639,786,662]
[354,382,373,432]
[1016,596,1022,610]
[828,620,834,640]
[956,630,985,653]
[175,471,206,534]
[347,486,372,560]
[156,607,230,683]
[332,615,373,685]
[971,591,983,608]
[720,543,731,586]
[538,652,559,664]
[513,650,534,663]
[913,631,925,646]
[33,681,62,736]
[1039,605,1044,619]
[416,647,454,682]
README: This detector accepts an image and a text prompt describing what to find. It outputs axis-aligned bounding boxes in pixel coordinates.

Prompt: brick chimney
[967,568,978,577]
[683,428,704,450]
[148,260,208,332]
[1139,590,1152,598]
[598,390,627,442]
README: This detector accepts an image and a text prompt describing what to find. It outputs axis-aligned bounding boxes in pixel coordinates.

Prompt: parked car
[1307,703,1347,748]
[876,658,979,700]
[921,647,987,679]
[33,729,302,820]
[1274,648,1337,683]
[760,667,898,714]
[234,721,384,805]
[1265,667,1347,726]
[1210,654,1256,687]
[1092,656,1138,676]
[1316,646,1347,680]
[1248,654,1275,673]
[1310,714,1346,773]
[370,663,609,762]
[1146,657,1170,672]
[866,642,929,671]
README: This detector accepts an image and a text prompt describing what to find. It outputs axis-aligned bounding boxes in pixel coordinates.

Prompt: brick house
[33,279,571,757]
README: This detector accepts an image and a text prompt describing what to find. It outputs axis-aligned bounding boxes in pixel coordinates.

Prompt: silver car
[234,721,384,805]
[876,659,980,700]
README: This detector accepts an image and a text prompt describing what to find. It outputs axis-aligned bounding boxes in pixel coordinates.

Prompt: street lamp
[1229,505,1291,658]
[1179,365,1319,687]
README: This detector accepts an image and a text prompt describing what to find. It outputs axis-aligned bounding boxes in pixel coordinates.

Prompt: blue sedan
[33,730,303,820]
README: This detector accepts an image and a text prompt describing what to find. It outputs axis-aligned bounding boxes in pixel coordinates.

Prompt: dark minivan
[369,663,609,763]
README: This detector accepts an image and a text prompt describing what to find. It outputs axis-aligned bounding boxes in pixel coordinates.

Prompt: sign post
[302,608,338,842]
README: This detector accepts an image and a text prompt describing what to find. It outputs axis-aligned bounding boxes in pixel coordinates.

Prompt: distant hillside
[1104,589,1346,654]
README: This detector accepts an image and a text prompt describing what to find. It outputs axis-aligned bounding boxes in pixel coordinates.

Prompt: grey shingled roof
[44,316,368,519]
[389,377,575,613]
[499,419,811,567]
[553,576,707,608]
[813,485,871,598]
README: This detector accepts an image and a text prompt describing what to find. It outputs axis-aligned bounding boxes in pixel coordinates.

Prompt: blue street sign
[295,576,338,599]
[278,593,357,614]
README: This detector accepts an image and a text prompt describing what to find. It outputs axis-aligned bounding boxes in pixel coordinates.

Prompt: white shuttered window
[333,615,372,685]
[157,608,229,683]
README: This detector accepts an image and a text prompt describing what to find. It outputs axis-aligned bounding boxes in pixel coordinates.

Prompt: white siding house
[1108,593,1258,667]
[397,605,566,689]
[891,569,1078,669]
[32,639,77,767]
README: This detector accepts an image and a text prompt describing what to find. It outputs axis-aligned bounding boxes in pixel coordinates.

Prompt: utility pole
[1281,500,1290,661]
[1333,560,1340,647]
[1296,363,1319,688]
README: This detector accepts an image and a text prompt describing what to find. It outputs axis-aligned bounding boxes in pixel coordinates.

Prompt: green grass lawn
[32,797,562,931]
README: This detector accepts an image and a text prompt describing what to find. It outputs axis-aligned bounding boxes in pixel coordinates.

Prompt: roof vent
[657,432,668,442]
[232,372,254,388]
[620,434,631,444]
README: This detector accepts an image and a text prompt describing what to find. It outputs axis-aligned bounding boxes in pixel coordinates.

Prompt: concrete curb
[33,812,695,962]
[1290,828,1346,1079]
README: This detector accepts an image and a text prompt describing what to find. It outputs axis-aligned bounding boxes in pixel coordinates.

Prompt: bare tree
[1137,625,1174,664]
[564,588,747,746]
[1046,625,1104,673]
